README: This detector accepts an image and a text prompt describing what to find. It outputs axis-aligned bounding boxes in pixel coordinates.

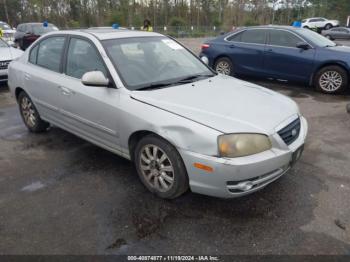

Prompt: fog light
[236,181,254,191]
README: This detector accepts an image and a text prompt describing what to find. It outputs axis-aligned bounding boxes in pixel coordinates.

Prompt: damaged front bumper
[178,116,307,198]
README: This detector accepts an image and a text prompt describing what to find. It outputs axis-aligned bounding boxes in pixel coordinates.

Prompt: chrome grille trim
[0,60,11,70]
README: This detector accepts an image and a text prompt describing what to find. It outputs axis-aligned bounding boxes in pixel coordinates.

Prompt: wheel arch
[128,130,178,162]
[15,87,25,101]
[310,62,350,86]
[213,55,232,67]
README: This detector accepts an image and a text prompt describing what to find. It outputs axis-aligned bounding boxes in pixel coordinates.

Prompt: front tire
[325,35,333,40]
[214,57,233,76]
[134,135,189,199]
[18,92,50,132]
[314,66,348,94]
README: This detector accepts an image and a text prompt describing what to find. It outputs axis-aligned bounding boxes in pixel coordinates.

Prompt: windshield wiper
[176,73,215,84]
[135,74,215,91]
[135,82,176,91]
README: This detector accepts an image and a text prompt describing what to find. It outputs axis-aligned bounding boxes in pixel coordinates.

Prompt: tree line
[1,0,350,31]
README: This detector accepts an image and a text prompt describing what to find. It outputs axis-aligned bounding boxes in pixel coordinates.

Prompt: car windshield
[103,36,215,90]
[0,22,11,30]
[32,24,59,35]
[0,38,8,47]
[297,29,336,47]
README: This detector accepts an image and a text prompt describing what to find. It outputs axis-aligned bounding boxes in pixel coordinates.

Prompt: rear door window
[240,29,267,44]
[36,36,65,73]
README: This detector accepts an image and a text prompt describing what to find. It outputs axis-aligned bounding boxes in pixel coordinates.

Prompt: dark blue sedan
[200,26,350,94]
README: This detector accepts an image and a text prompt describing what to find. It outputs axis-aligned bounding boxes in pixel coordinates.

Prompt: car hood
[0,47,23,61]
[131,75,299,134]
[326,45,350,53]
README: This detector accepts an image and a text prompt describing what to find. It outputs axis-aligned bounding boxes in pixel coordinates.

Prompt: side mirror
[296,42,311,50]
[81,71,110,87]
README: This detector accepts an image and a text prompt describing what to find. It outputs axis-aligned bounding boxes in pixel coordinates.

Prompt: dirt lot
[0,38,350,255]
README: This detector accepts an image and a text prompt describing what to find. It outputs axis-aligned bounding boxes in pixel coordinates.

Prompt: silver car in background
[0,21,16,45]
[322,27,350,40]
[0,38,23,83]
[8,29,308,199]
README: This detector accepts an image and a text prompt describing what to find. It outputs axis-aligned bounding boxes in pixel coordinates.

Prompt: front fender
[118,92,222,158]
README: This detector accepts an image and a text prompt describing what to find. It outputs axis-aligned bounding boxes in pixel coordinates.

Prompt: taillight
[201,44,210,50]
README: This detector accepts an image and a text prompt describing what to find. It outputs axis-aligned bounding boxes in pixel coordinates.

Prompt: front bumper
[0,69,8,82]
[178,116,308,198]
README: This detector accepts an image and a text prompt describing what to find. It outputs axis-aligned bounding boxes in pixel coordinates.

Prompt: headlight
[218,134,272,158]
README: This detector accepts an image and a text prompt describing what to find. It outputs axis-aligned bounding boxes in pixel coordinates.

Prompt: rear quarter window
[227,32,243,42]
[29,45,39,64]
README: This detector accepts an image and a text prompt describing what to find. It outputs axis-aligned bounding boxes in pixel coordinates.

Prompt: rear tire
[18,91,50,132]
[214,57,233,76]
[314,66,348,94]
[134,135,189,199]
[325,24,332,30]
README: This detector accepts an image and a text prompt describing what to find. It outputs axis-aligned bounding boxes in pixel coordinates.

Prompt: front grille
[0,60,11,70]
[278,118,301,146]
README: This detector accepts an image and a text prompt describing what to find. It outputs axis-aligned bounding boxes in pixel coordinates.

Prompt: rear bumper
[178,116,308,198]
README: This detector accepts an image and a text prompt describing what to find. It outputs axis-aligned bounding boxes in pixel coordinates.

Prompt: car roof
[305,17,325,19]
[49,29,163,40]
[239,25,300,31]
[18,22,55,26]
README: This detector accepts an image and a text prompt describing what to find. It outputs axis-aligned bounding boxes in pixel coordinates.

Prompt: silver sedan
[0,38,23,83]
[8,29,308,199]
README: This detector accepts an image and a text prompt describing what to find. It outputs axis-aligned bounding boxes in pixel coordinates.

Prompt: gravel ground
[0,38,349,255]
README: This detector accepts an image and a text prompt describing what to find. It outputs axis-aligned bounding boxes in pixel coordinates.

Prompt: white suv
[302,17,339,30]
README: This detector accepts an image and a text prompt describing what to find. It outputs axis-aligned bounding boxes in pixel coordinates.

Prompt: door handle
[229,44,235,48]
[24,73,31,80]
[58,86,73,96]
[266,48,273,52]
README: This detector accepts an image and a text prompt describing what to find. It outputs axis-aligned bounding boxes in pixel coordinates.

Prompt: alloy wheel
[139,144,175,192]
[319,71,343,92]
[216,61,231,75]
[21,96,37,128]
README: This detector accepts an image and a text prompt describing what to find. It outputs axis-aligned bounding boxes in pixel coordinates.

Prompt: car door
[339,28,350,39]
[346,29,350,39]
[308,19,318,29]
[263,29,316,82]
[316,18,326,28]
[329,28,340,39]
[58,36,121,152]
[24,36,67,124]
[225,29,267,76]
